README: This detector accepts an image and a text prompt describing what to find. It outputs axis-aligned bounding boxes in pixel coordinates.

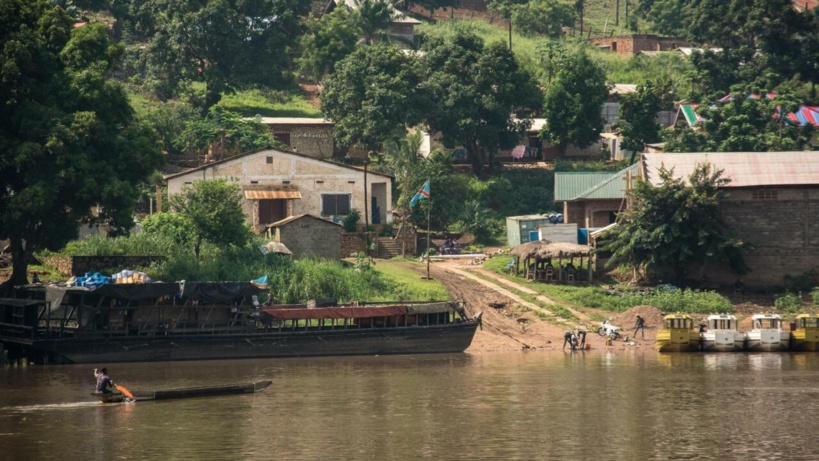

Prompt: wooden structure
[508,240,594,283]
[94,380,273,403]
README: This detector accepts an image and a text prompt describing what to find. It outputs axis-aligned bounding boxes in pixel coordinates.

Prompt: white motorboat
[746,313,789,351]
[700,313,746,352]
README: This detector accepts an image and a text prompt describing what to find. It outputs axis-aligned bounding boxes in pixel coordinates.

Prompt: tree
[663,91,813,153]
[420,32,542,174]
[174,107,283,161]
[170,179,251,258]
[487,0,528,48]
[380,131,424,211]
[299,7,361,81]
[600,163,748,284]
[616,81,664,162]
[0,0,163,291]
[355,0,396,45]
[540,50,609,156]
[321,44,424,151]
[512,0,576,38]
[132,0,308,109]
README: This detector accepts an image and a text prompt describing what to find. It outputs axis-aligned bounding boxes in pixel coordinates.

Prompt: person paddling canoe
[94,367,115,394]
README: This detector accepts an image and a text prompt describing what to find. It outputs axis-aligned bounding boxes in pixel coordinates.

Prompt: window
[752,190,777,200]
[322,194,351,216]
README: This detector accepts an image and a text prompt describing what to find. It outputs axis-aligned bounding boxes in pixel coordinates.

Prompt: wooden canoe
[92,380,272,403]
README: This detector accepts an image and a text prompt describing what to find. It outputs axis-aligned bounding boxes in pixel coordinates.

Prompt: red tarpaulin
[262,306,408,320]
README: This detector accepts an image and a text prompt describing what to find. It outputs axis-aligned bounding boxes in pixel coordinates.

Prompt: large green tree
[321,44,424,151]
[540,50,609,156]
[129,0,308,109]
[420,32,542,174]
[299,6,361,81]
[512,0,576,38]
[601,163,748,284]
[616,81,664,162]
[170,179,251,258]
[0,0,163,290]
[664,91,812,153]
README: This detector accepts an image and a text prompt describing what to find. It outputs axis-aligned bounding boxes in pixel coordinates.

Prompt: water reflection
[3,351,819,460]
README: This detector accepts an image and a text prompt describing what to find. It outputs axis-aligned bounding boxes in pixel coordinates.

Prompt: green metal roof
[554,163,640,201]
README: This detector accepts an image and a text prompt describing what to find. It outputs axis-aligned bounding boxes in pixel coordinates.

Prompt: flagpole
[426,197,431,280]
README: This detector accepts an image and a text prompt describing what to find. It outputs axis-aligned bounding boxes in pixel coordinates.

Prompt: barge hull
[23,321,480,364]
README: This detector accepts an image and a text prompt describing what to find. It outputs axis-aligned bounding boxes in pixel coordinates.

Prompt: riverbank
[407,257,778,354]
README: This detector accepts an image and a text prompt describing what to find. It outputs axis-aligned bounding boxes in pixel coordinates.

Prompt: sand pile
[611,305,665,333]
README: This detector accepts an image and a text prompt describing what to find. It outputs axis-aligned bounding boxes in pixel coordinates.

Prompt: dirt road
[417,259,659,353]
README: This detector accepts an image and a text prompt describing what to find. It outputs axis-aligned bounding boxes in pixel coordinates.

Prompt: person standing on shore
[94,367,115,394]
[634,315,645,339]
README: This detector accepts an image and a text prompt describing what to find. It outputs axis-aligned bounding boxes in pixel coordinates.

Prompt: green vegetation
[482,255,732,314]
[371,259,450,300]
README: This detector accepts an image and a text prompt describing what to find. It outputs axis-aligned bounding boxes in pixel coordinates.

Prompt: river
[2,350,819,460]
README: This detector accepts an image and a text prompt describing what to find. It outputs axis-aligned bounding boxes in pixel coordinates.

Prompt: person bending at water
[94,367,115,394]
[563,331,575,351]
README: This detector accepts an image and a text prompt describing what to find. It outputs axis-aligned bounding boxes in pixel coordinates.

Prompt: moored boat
[655,313,700,352]
[790,314,819,351]
[0,282,481,365]
[700,313,746,352]
[746,313,789,352]
[93,380,272,403]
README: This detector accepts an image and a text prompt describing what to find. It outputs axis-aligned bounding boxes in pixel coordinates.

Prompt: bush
[775,292,803,314]
[342,209,360,232]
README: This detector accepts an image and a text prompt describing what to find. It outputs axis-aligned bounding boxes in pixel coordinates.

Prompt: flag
[410,179,430,207]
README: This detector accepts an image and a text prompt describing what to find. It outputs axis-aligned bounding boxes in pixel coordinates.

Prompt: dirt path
[400,259,657,353]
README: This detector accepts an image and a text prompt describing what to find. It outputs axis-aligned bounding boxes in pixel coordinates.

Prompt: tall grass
[43,234,438,304]
[217,88,322,118]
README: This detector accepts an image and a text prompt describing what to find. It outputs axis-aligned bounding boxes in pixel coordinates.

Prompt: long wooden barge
[0,282,481,365]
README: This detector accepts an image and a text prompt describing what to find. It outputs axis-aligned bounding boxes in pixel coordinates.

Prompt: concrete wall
[275,218,342,260]
[167,149,392,232]
[716,187,819,287]
[267,124,335,160]
[341,232,367,258]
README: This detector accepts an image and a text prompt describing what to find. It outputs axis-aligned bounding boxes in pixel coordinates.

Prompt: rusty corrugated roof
[641,152,819,187]
[244,190,302,200]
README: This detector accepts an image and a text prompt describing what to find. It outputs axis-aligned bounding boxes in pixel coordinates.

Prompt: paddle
[115,384,135,400]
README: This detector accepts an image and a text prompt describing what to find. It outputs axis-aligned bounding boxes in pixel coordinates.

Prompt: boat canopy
[178,281,265,303]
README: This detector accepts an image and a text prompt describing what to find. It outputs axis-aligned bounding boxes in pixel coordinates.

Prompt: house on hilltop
[322,0,421,46]
[164,148,392,233]
[591,34,691,57]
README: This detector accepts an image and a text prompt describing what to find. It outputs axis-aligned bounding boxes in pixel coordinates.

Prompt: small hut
[509,240,594,282]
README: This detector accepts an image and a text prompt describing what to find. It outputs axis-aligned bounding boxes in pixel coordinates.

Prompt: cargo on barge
[0,282,480,364]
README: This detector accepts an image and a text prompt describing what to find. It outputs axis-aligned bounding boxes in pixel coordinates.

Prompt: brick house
[164,148,392,233]
[640,151,819,286]
[257,118,337,160]
[591,34,691,57]
[554,163,639,228]
[266,214,342,260]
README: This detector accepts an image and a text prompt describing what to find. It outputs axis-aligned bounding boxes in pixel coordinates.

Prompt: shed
[506,215,561,247]
[266,214,342,260]
[509,240,594,283]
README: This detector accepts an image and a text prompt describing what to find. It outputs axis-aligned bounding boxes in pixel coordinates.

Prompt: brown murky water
[2,351,819,460]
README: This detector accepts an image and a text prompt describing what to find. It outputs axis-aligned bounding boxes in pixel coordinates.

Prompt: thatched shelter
[509,240,594,282]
